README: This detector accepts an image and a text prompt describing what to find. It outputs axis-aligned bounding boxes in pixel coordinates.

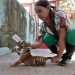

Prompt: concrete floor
[0,53,75,75]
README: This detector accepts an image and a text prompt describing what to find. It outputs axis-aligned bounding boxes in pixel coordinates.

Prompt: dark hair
[35,0,49,8]
[49,9,58,39]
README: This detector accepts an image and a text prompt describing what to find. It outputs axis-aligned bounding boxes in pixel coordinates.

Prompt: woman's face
[35,6,49,21]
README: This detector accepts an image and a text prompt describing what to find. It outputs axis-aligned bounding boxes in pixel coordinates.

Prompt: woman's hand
[51,55,62,63]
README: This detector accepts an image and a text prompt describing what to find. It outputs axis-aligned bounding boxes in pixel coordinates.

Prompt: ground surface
[0,48,75,75]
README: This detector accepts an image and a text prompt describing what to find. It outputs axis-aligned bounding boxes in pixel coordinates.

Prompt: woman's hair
[35,0,50,8]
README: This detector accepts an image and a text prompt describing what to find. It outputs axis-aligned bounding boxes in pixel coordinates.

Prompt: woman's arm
[58,27,66,58]
[57,17,67,58]
[30,38,43,49]
[51,16,68,63]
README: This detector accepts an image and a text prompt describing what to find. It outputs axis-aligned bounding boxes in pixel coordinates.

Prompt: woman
[31,0,75,66]
[11,0,75,66]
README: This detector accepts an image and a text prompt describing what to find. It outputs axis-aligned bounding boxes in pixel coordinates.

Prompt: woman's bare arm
[58,16,67,58]
[58,27,66,58]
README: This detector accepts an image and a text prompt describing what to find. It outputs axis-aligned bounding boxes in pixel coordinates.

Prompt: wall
[0,0,35,48]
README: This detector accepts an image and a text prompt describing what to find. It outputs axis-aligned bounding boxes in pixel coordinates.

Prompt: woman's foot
[58,59,71,66]
[58,60,67,66]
